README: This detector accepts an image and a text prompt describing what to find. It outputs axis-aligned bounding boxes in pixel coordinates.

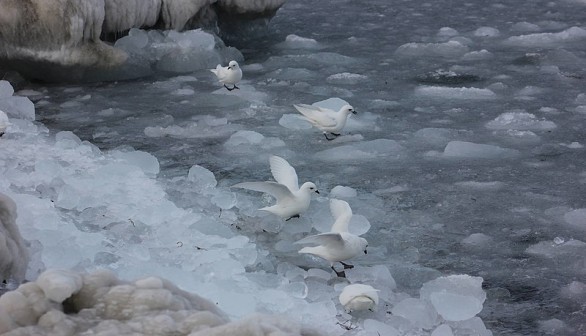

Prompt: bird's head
[228,60,239,70]
[360,237,368,254]
[340,104,357,115]
[301,182,320,195]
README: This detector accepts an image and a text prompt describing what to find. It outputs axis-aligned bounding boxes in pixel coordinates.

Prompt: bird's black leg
[331,133,341,136]
[224,84,235,91]
[340,261,354,269]
[331,265,346,278]
[285,214,300,221]
[323,133,335,141]
[0,132,4,137]
[233,84,240,90]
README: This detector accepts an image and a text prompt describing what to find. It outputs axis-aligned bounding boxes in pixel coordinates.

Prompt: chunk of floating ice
[441,141,519,159]
[563,208,586,231]
[346,265,397,291]
[437,27,459,37]
[395,40,469,58]
[278,34,321,49]
[432,324,454,336]
[504,26,586,47]
[463,49,493,61]
[461,233,494,250]
[454,181,505,190]
[451,317,492,336]
[526,239,586,258]
[538,318,572,335]
[0,95,36,120]
[420,274,486,321]
[391,298,438,329]
[326,73,368,85]
[314,139,405,162]
[560,281,586,302]
[330,186,357,199]
[474,27,500,37]
[0,80,15,98]
[363,319,400,336]
[511,21,541,33]
[187,165,217,189]
[111,150,160,177]
[415,86,496,99]
[279,114,312,130]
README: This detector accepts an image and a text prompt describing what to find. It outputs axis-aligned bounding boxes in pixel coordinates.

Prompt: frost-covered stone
[420,275,486,321]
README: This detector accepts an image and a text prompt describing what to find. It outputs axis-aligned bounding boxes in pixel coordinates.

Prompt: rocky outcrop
[0,0,286,82]
[0,269,315,336]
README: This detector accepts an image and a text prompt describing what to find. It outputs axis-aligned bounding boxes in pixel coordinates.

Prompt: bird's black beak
[363,249,368,254]
[352,110,357,115]
[227,66,232,70]
[315,190,320,194]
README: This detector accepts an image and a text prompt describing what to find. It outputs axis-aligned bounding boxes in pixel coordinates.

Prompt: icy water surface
[4,0,586,335]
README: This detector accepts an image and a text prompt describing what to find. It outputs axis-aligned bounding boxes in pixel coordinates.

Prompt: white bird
[232,155,319,221]
[296,199,368,277]
[339,284,379,313]
[0,110,10,137]
[293,104,357,140]
[210,60,242,91]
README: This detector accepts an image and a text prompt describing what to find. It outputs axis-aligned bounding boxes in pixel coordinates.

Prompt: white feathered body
[232,156,318,219]
[293,104,355,134]
[298,232,367,265]
[339,284,379,313]
[210,61,242,85]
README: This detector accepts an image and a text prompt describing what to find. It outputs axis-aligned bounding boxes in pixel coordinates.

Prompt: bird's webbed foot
[331,265,347,278]
[340,261,354,269]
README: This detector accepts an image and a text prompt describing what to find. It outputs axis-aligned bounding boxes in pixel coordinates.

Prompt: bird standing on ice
[0,110,10,137]
[339,284,379,313]
[233,155,319,221]
[210,60,242,91]
[295,199,368,277]
[293,104,357,140]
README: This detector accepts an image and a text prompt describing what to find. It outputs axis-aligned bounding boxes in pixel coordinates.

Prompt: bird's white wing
[293,104,337,127]
[269,155,299,192]
[209,64,221,76]
[232,181,294,202]
[295,232,345,248]
[330,199,353,233]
